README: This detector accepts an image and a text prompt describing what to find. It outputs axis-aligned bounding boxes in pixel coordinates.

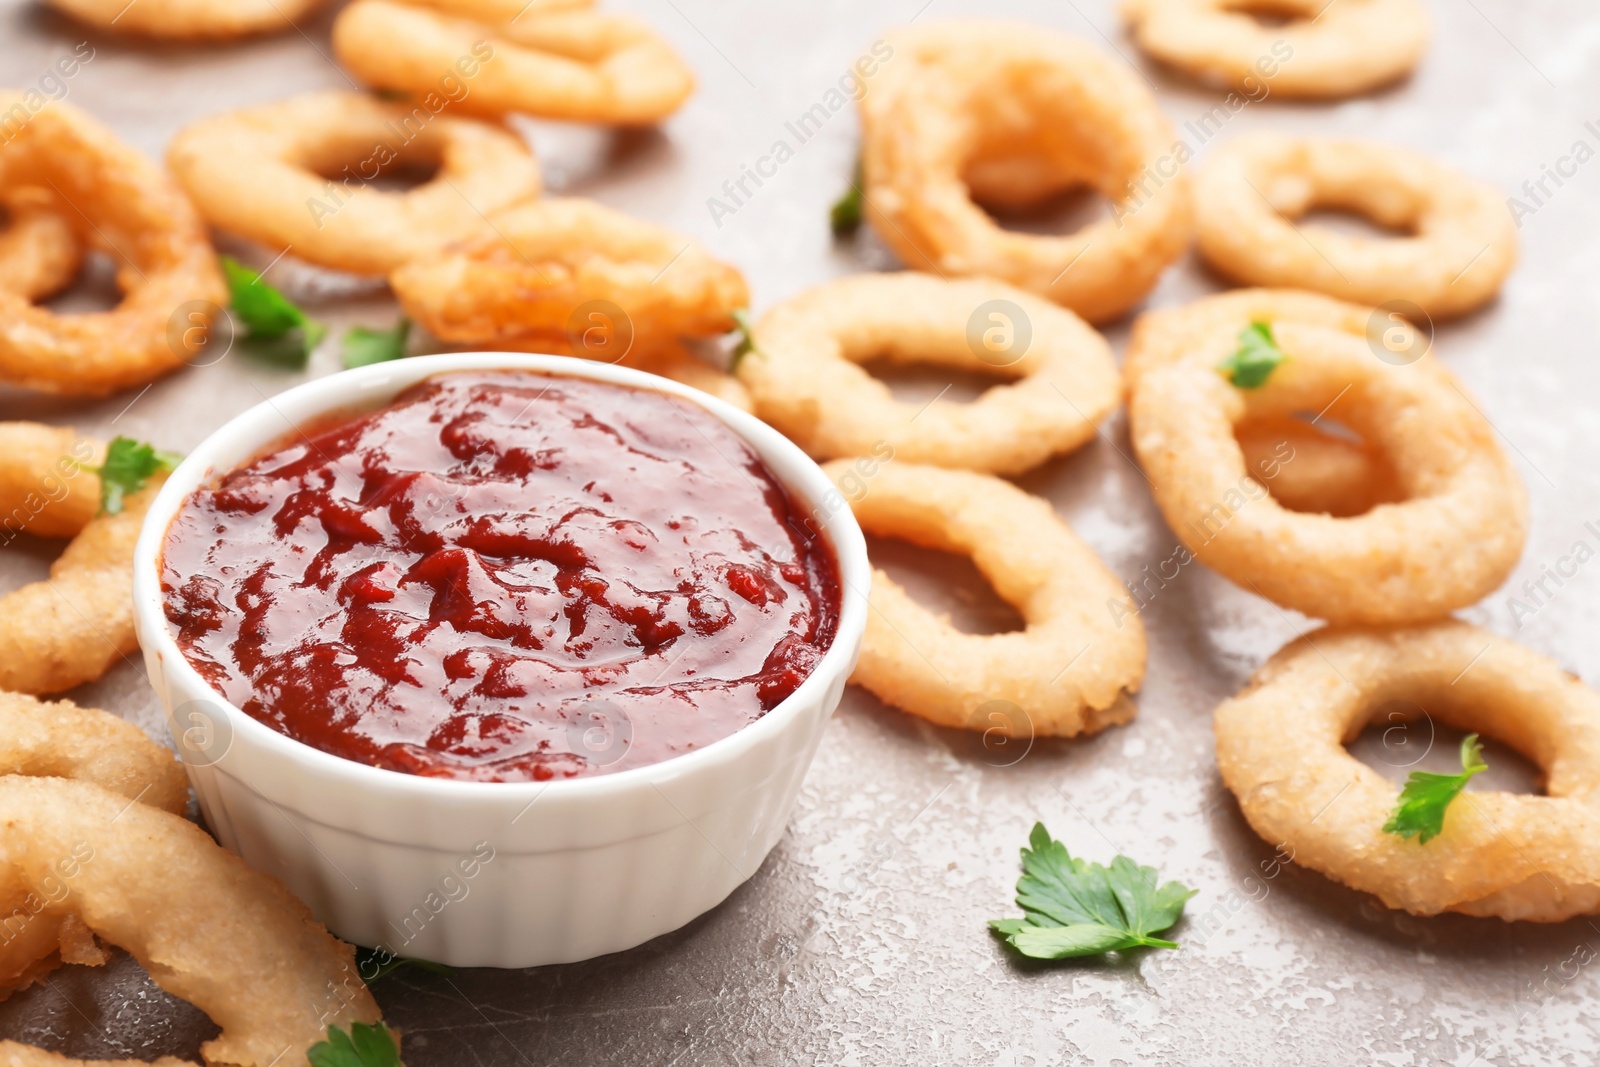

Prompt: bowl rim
[130,351,870,803]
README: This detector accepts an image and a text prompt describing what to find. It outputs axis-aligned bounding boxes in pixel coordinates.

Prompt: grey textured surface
[3,0,1600,1063]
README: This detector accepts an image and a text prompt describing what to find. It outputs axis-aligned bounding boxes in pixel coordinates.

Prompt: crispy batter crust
[0,97,226,396]
[44,0,328,39]
[0,479,163,694]
[0,777,381,1067]
[333,0,694,124]
[858,20,1192,323]
[828,461,1145,738]
[740,273,1118,475]
[167,90,542,276]
[1216,622,1600,920]
[391,197,747,347]
[1120,0,1429,99]
[1195,134,1515,318]
[1126,290,1526,624]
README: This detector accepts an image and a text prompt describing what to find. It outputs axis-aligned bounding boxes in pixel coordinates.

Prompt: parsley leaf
[989,823,1195,960]
[355,945,455,983]
[221,255,326,367]
[1383,733,1487,844]
[830,159,864,237]
[342,318,412,369]
[85,436,182,515]
[729,308,761,370]
[306,1022,401,1067]
[1217,320,1286,389]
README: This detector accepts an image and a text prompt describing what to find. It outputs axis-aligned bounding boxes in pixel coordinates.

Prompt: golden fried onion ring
[0,423,101,539]
[1196,134,1516,319]
[167,91,542,277]
[0,777,382,1066]
[391,197,748,347]
[0,190,82,303]
[333,0,695,124]
[859,20,1192,323]
[1126,290,1527,625]
[0,693,186,816]
[739,273,1118,476]
[0,478,163,695]
[0,693,187,995]
[1234,415,1403,519]
[827,461,1144,738]
[1120,0,1429,99]
[1216,622,1600,921]
[44,0,328,39]
[0,97,226,397]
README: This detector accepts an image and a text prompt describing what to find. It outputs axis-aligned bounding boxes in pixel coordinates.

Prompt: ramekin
[131,352,868,967]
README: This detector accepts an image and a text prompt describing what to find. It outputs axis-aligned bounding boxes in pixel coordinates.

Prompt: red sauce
[161,371,839,782]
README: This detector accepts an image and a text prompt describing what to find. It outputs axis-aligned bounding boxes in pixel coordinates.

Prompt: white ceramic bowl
[131,352,868,968]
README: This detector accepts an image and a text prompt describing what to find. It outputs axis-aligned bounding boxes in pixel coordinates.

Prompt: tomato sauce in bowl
[160,371,840,782]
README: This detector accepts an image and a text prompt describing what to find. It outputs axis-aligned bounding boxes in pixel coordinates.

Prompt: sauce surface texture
[161,371,839,781]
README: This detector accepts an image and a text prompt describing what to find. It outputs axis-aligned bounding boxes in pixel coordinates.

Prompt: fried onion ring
[391,197,747,347]
[0,777,382,1066]
[826,461,1144,737]
[0,190,82,303]
[0,478,163,695]
[44,0,328,39]
[0,423,101,540]
[0,693,187,994]
[1234,415,1402,519]
[1126,290,1527,625]
[1216,622,1600,921]
[739,273,1117,475]
[167,91,542,276]
[0,693,186,816]
[333,0,695,124]
[859,20,1192,323]
[1120,0,1429,99]
[0,97,226,397]
[1196,134,1516,319]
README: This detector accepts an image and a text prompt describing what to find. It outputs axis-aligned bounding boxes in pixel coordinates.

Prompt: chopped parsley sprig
[830,159,864,237]
[221,255,326,366]
[1217,320,1286,389]
[1383,733,1487,844]
[989,822,1196,960]
[342,318,412,369]
[306,1022,401,1067]
[83,436,181,515]
[729,308,761,370]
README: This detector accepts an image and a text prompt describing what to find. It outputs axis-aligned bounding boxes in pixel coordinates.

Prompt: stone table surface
[2,0,1599,1063]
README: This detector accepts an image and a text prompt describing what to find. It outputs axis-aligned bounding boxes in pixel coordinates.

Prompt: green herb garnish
[342,318,412,369]
[830,159,864,237]
[221,255,326,366]
[84,436,181,515]
[989,822,1196,960]
[1383,733,1487,844]
[306,1022,402,1067]
[355,945,455,983]
[730,308,760,370]
[1217,320,1286,389]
